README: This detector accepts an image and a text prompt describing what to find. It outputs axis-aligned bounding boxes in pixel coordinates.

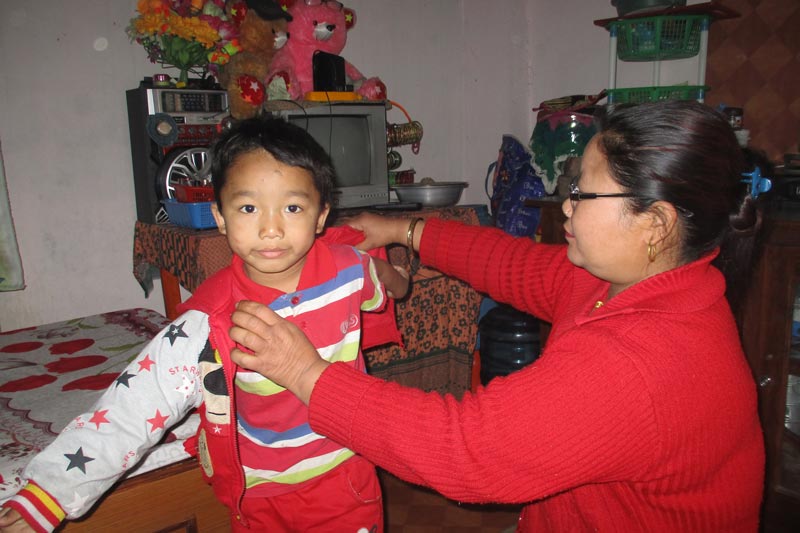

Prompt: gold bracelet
[407,217,423,254]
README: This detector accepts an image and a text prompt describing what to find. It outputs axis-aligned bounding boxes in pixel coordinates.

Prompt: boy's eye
[286,205,303,214]
[239,204,257,214]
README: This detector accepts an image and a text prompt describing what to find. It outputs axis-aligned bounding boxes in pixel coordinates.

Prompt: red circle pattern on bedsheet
[0,310,170,493]
[0,308,202,505]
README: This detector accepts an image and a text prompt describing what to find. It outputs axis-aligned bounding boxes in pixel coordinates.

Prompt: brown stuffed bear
[218,0,291,119]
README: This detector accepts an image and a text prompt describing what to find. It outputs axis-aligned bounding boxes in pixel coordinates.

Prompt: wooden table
[133,223,232,320]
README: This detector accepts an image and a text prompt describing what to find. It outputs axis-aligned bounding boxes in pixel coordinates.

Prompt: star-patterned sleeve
[3,310,210,532]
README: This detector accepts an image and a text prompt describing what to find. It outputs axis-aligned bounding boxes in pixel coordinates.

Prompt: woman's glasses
[568,177,694,218]
[569,177,639,210]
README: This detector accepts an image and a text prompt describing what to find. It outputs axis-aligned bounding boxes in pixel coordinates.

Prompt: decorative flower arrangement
[127,0,240,86]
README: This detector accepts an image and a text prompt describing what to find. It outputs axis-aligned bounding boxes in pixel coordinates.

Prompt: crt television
[268,102,389,209]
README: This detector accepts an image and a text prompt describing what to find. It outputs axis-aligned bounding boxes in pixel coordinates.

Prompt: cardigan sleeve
[419,218,573,323]
[309,327,660,505]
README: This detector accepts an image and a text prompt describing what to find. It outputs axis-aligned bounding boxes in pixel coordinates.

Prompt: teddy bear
[217,0,292,119]
[266,0,386,101]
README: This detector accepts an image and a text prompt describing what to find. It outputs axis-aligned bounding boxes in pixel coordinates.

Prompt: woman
[228,101,765,531]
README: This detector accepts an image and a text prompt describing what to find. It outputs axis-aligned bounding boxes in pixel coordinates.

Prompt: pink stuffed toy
[267,0,386,101]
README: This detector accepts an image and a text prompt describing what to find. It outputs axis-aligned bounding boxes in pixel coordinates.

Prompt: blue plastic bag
[485,135,546,237]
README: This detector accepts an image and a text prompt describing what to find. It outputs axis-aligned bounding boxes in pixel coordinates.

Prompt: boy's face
[211,148,330,291]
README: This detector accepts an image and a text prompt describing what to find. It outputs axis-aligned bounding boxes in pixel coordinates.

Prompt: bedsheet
[0,308,199,505]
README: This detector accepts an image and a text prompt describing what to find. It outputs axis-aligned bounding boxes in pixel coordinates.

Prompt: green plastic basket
[607,85,707,104]
[609,15,708,61]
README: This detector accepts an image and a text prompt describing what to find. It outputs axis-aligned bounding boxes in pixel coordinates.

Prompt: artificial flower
[127,0,236,86]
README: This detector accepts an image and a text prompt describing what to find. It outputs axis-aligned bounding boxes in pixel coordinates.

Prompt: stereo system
[126,81,228,224]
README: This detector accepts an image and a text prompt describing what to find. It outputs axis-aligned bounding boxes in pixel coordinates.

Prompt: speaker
[126,81,227,223]
[313,51,348,92]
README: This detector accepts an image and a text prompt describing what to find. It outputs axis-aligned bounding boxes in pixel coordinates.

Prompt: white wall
[1,0,682,330]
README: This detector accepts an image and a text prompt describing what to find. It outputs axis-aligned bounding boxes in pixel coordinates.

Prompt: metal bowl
[391,181,469,207]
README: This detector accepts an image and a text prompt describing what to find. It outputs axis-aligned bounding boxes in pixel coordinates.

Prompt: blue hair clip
[741,166,772,199]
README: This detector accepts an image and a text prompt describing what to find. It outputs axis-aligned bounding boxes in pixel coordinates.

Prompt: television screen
[270,102,389,209]
[287,114,371,187]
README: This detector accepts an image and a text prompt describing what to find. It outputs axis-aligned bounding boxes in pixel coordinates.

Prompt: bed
[0,308,228,531]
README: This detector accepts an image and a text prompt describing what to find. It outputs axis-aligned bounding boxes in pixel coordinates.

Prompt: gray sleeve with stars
[17,310,209,520]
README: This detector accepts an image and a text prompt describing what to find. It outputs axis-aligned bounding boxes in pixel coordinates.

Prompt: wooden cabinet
[739,208,800,532]
[527,197,567,245]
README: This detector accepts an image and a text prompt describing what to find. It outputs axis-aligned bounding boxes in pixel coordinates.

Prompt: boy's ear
[211,203,227,234]
[316,203,331,234]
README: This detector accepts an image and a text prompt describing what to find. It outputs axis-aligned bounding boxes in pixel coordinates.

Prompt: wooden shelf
[262,99,389,112]
[593,1,739,28]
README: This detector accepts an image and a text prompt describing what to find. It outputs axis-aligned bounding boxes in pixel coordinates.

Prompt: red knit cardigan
[309,219,764,532]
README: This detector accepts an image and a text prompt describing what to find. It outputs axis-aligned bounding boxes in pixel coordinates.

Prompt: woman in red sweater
[227,101,767,531]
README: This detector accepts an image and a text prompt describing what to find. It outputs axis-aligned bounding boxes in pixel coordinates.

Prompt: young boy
[0,118,409,532]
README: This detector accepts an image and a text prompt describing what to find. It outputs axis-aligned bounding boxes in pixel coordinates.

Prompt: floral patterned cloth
[0,308,200,505]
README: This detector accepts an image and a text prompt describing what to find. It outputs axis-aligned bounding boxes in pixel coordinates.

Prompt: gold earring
[647,242,657,263]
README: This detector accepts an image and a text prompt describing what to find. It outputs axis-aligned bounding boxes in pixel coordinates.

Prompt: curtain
[0,140,24,291]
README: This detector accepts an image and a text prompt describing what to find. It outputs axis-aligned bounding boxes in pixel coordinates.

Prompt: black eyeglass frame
[568,177,640,206]
[568,177,696,218]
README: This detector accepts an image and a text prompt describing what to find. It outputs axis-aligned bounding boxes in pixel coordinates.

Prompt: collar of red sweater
[221,225,382,302]
[228,239,335,302]
[179,237,337,316]
[571,249,724,326]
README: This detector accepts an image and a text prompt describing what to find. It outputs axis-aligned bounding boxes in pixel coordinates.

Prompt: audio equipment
[126,80,228,223]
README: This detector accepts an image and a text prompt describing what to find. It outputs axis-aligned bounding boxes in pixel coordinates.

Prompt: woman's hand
[343,213,412,251]
[0,508,35,533]
[229,301,329,404]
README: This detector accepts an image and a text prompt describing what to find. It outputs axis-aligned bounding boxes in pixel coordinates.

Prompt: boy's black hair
[210,117,335,210]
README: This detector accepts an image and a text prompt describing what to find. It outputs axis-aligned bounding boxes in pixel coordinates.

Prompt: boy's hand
[386,265,410,300]
[0,508,35,532]
[372,258,410,300]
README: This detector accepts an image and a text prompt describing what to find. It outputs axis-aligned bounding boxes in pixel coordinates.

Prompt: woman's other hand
[229,301,329,404]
